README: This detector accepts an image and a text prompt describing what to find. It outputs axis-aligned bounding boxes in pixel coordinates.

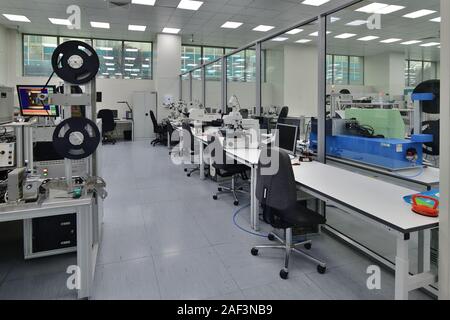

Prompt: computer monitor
[279,117,302,140]
[17,85,59,117]
[276,123,298,155]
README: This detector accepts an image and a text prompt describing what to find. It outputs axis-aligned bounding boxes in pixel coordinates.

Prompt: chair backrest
[339,89,351,95]
[208,135,237,170]
[256,147,297,213]
[97,109,115,132]
[277,106,289,123]
[150,111,159,133]
[181,121,195,153]
[239,109,249,119]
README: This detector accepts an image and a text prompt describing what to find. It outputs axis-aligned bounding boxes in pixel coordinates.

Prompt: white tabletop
[328,157,440,187]
[224,148,260,166]
[293,162,439,234]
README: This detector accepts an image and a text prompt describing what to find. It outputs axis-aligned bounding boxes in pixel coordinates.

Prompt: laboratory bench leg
[250,165,260,231]
[76,206,94,299]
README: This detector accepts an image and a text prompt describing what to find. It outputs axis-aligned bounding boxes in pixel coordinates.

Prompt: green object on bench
[345,108,405,139]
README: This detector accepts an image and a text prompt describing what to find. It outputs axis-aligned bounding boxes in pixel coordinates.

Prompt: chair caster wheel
[317,265,326,274]
[251,248,259,256]
[233,201,239,206]
[218,187,222,192]
[304,243,312,250]
[184,168,188,172]
[187,174,191,177]
[213,195,218,200]
[268,233,276,241]
[280,269,289,280]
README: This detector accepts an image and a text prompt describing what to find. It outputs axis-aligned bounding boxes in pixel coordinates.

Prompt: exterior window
[94,39,123,79]
[405,60,437,87]
[23,35,58,76]
[23,34,153,80]
[123,41,152,80]
[181,46,201,72]
[326,54,364,85]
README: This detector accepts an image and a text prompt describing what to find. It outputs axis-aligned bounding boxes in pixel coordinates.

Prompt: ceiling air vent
[108,1,132,9]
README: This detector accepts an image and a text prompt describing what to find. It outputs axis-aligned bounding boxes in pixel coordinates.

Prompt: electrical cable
[232,203,268,238]
[394,166,425,179]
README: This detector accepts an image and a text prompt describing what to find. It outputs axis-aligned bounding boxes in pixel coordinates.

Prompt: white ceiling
[0,0,355,47]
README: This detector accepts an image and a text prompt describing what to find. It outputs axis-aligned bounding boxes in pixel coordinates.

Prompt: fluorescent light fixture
[271,37,288,42]
[181,56,189,59]
[401,40,422,45]
[42,43,57,48]
[286,29,303,35]
[330,17,340,23]
[177,0,203,11]
[309,31,331,36]
[115,73,122,76]
[187,64,198,67]
[346,20,368,26]
[128,24,146,31]
[335,33,357,39]
[162,27,181,34]
[125,57,136,61]
[48,18,71,26]
[357,36,379,41]
[420,42,440,47]
[125,64,134,67]
[105,63,115,66]
[102,73,109,76]
[131,0,156,5]
[131,74,139,76]
[253,25,275,32]
[103,56,114,60]
[302,0,330,6]
[124,68,133,72]
[403,10,436,19]
[126,48,139,52]
[142,64,150,68]
[380,38,402,43]
[356,3,404,14]
[430,17,441,22]
[90,21,110,29]
[376,5,405,14]
[296,39,312,43]
[2,14,30,22]
[221,21,243,29]
[107,68,115,71]
[98,47,113,51]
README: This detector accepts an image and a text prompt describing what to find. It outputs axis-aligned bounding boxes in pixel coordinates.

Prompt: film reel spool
[413,79,440,114]
[53,117,101,160]
[51,41,100,85]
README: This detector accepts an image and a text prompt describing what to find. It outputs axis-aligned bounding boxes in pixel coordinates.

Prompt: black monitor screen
[17,85,59,117]
[276,123,298,155]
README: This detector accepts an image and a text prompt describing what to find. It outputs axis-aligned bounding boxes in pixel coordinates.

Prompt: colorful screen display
[17,85,59,117]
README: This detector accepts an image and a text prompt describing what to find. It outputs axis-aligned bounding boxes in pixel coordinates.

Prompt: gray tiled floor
[0,141,433,300]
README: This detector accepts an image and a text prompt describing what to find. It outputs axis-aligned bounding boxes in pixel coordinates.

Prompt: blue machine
[309,119,433,171]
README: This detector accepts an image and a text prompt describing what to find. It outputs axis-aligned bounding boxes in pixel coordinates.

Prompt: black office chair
[150,111,166,146]
[277,106,289,123]
[97,109,117,145]
[239,109,249,119]
[209,136,249,206]
[181,121,200,177]
[339,89,351,95]
[165,120,181,155]
[251,147,327,279]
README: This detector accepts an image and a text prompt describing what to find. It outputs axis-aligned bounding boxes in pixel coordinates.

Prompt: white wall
[283,45,318,117]
[0,24,8,86]
[364,52,405,96]
[155,34,181,121]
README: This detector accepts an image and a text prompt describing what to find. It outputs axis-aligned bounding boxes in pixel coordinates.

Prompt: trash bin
[124,130,132,141]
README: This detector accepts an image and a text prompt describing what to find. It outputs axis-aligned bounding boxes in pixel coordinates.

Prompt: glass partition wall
[323,0,441,284]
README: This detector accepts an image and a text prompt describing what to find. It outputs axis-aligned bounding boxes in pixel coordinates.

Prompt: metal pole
[256,42,262,117]
[317,15,327,164]
[189,72,193,102]
[221,57,227,113]
[439,0,450,301]
[202,66,206,108]
[179,75,183,101]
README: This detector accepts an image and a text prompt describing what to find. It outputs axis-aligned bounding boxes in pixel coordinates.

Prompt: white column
[439,0,450,301]
[155,34,182,122]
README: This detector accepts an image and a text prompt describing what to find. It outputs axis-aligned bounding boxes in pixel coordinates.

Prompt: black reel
[51,41,100,85]
[53,117,101,160]
[413,79,440,114]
